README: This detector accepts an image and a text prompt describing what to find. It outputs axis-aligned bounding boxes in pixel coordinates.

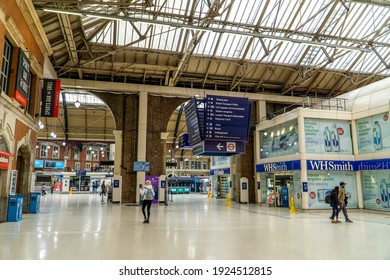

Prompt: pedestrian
[100,181,107,202]
[339,182,353,223]
[329,186,341,223]
[140,180,155,224]
[41,184,47,196]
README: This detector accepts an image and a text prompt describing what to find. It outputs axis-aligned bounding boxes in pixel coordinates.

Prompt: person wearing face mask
[339,182,353,223]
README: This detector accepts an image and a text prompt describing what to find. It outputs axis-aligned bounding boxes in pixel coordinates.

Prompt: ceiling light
[75,100,81,108]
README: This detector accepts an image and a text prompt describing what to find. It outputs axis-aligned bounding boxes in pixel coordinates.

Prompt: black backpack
[325,193,332,204]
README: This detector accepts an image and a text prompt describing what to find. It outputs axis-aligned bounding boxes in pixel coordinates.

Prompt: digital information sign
[205,95,251,142]
[184,98,203,145]
[185,95,251,156]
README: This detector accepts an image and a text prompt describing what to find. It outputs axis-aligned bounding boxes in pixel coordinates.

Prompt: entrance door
[275,174,292,207]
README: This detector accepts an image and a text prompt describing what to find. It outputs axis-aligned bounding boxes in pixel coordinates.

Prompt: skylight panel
[214,33,250,59]
[60,93,104,105]
[193,31,219,56]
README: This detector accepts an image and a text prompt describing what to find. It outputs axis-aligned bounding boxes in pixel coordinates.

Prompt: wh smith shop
[255,77,390,212]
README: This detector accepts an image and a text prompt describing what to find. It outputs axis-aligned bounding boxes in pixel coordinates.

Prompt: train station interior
[1,0,390,266]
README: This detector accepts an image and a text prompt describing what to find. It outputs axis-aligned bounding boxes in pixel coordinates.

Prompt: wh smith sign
[256,160,301,172]
[307,160,355,171]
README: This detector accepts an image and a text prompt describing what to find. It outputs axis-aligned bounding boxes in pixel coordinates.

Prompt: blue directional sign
[193,140,245,156]
[205,95,251,142]
[179,133,191,148]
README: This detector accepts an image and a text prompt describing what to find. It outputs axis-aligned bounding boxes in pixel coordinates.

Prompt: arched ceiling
[33,0,390,98]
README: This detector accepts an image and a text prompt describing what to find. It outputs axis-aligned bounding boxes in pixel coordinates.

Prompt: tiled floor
[1,193,389,260]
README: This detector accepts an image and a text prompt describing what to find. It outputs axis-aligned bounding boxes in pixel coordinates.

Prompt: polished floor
[0,193,389,260]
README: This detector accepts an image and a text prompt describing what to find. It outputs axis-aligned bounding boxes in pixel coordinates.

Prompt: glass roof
[74,0,390,76]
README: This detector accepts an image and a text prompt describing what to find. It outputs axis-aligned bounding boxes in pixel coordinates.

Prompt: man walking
[330,186,341,223]
[339,181,353,223]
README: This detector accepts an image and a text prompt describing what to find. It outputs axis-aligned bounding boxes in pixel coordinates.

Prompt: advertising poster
[361,171,390,211]
[260,119,299,158]
[304,118,352,154]
[14,49,30,107]
[307,171,356,209]
[356,112,390,154]
[291,171,302,209]
[211,156,230,168]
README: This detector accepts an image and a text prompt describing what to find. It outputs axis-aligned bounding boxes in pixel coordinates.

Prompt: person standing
[100,181,107,202]
[339,182,353,223]
[329,186,341,223]
[140,180,155,224]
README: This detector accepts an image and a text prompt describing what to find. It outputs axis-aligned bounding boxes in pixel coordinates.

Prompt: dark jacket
[330,189,339,207]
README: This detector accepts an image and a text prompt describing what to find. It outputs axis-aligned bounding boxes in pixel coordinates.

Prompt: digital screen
[133,161,150,172]
[34,160,44,168]
[44,160,65,169]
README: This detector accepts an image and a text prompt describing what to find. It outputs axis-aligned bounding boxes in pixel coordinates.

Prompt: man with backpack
[329,186,341,223]
[140,180,155,224]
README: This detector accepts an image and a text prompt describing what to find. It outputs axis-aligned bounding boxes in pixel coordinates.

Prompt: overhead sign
[14,49,30,107]
[307,160,355,171]
[256,160,301,172]
[184,97,203,145]
[210,168,230,175]
[41,79,61,117]
[193,140,245,156]
[205,95,251,142]
[178,133,191,149]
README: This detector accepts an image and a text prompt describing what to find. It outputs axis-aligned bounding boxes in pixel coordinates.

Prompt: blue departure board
[205,95,251,142]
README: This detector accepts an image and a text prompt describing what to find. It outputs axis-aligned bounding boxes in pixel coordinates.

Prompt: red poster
[0,150,12,170]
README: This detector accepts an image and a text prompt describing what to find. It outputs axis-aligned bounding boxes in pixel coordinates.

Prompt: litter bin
[29,192,41,213]
[7,195,24,222]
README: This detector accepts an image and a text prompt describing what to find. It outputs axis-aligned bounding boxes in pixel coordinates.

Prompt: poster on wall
[361,171,390,211]
[304,118,352,154]
[356,112,390,154]
[10,170,18,195]
[14,49,30,108]
[307,171,356,209]
[260,119,299,158]
[211,156,230,168]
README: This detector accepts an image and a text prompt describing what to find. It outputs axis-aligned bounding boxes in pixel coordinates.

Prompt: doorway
[265,173,293,207]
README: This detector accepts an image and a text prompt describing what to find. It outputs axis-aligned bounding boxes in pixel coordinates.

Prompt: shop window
[0,38,12,94]
[40,144,47,158]
[52,146,59,159]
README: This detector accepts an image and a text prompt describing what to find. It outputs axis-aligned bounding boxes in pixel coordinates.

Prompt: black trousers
[142,200,152,220]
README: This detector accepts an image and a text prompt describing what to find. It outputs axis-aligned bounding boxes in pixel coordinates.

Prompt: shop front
[210,168,231,198]
[257,160,301,208]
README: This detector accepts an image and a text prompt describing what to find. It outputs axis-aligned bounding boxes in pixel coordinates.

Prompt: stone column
[112,130,122,175]
[136,91,148,202]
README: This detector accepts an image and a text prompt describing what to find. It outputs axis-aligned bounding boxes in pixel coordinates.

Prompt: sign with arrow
[193,140,245,156]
